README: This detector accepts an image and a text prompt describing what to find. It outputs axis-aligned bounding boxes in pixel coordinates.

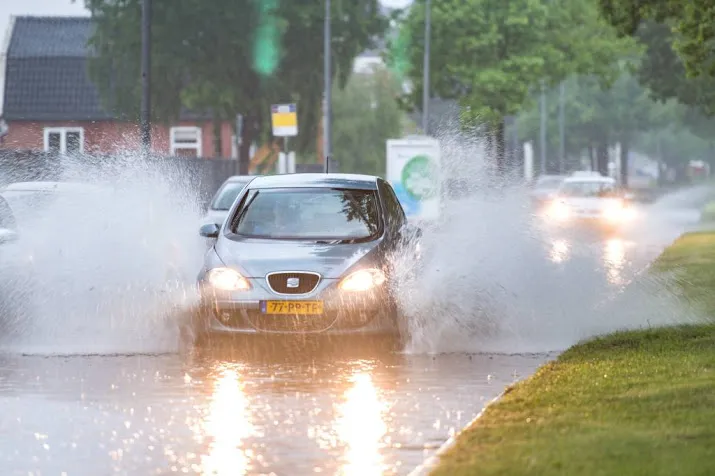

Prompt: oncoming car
[202,175,255,227]
[542,172,635,229]
[194,173,421,341]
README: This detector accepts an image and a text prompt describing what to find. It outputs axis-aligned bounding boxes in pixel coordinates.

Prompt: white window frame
[43,127,84,154]
[170,126,202,157]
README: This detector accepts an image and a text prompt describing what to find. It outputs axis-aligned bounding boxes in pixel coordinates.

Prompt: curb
[407,389,507,476]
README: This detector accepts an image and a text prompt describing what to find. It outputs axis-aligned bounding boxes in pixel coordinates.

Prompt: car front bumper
[196,277,398,336]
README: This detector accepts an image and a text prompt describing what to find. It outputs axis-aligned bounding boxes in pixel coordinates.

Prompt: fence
[0,149,242,208]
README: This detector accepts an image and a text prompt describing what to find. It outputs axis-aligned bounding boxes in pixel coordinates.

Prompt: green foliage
[516,70,677,158]
[84,0,387,156]
[395,0,636,130]
[332,67,405,176]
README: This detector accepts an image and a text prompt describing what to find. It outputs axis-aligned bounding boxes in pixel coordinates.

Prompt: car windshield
[559,181,619,198]
[535,177,564,190]
[233,188,381,241]
[210,180,251,211]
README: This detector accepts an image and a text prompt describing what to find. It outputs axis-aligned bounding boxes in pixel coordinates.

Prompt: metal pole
[558,81,565,173]
[323,0,332,171]
[140,0,151,155]
[539,80,546,174]
[422,0,431,135]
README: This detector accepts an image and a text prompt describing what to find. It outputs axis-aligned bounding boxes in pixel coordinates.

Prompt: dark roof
[249,173,379,190]
[7,16,93,58]
[2,16,209,122]
[3,16,112,121]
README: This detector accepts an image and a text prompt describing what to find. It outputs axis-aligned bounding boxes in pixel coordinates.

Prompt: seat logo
[286,277,300,288]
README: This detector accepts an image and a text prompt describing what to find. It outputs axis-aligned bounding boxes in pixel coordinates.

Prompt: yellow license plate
[262,300,324,315]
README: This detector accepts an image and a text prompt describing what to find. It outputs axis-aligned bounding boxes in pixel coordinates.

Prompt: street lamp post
[323,0,332,171]
[422,0,431,135]
[140,0,151,155]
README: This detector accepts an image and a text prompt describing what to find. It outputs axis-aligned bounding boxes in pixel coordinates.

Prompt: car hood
[562,197,621,211]
[214,237,381,278]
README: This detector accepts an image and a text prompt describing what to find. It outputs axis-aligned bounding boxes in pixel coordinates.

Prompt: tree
[332,66,405,175]
[391,0,637,171]
[599,0,715,79]
[83,0,386,170]
[516,69,679,183]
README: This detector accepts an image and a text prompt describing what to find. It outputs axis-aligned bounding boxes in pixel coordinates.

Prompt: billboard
[386,136,441,221]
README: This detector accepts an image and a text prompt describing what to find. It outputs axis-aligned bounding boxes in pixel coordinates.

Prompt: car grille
[266,272,321,295]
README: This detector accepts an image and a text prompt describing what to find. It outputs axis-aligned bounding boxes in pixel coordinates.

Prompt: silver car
[202,175,255,226]
[194,173,421,340]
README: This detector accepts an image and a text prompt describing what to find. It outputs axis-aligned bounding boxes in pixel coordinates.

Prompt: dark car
[193,173,421,341]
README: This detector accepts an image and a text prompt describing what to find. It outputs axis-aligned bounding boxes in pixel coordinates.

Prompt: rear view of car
[202,175,255,226]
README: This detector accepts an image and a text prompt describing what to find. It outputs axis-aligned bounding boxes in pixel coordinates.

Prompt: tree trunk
[596,142,609,176]
[212,117,222,157]
[588,144,594,171]
[238,114,256,175]
[619,141,629,188]
[494,120,506,174]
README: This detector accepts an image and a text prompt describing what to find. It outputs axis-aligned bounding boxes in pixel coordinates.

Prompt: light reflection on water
[603,238,626,286]
[336,370,388,476]
[199,364,255,476]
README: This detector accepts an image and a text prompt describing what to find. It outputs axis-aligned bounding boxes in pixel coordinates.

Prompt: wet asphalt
[0,188,708,476]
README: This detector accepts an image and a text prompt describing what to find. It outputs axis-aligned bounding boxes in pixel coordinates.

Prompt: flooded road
[0,186,708,476]
[0,345,548,475]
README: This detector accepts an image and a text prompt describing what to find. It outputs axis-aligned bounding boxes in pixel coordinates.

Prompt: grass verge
[431,232,715,476]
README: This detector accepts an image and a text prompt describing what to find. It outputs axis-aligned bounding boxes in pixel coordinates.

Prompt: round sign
[401,154,439,200]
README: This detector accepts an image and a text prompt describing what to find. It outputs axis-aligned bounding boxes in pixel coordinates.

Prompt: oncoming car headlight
[206,267,251,291]
[602,201,635,222]
[338,268,386,292]
[547,200,570,221]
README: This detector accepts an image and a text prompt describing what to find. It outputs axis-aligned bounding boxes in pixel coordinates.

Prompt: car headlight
[547,200,570,220]
[338,268,386,292]
[602,201,634,222]
[206,267,251,291]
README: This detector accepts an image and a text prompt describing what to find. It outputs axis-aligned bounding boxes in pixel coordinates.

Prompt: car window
[559,181,618,197]
[0,196,16,230]
[535,177,564,189]
[232,188,381,241]
[379,180,405,231]
[210,180,251,211]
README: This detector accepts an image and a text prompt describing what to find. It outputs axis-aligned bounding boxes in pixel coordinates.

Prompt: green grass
[431,232,715,476]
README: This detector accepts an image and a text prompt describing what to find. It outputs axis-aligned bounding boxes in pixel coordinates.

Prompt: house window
[43,127,84,155]
[170,126,202,157]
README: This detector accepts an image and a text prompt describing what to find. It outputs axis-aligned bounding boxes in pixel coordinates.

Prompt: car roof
[0,181,107,193]
[247,173,379,190]
[225,175,255,183]
[563,175,615,184]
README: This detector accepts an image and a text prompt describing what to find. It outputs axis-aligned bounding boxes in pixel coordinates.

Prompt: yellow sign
[271,103,298,137]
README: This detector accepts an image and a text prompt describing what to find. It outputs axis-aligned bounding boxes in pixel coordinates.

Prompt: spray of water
[0,151,206,355]
[391,128,706,355]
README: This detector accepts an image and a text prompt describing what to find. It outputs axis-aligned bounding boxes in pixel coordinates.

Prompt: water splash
[390,128,705,355]
[0,151,205,355]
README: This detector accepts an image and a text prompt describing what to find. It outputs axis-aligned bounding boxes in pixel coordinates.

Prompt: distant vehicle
[541,172,635,228]
[0,195,18,245]
[193,173,422,342]
[0,181,107,223]
[202,175,256,227]
[530,175,567,206]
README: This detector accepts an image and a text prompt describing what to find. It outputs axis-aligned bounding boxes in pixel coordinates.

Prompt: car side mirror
[0,228,18,244]
[199,223,220,238]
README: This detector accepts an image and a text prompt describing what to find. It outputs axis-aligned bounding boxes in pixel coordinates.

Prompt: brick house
[0,16,235,158]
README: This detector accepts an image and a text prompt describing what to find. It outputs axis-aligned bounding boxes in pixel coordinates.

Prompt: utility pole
[140,0,151,155]
[422,0,431,135]
[539,80,546,174]
[323,0,332,172]
[558,81,565,173]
